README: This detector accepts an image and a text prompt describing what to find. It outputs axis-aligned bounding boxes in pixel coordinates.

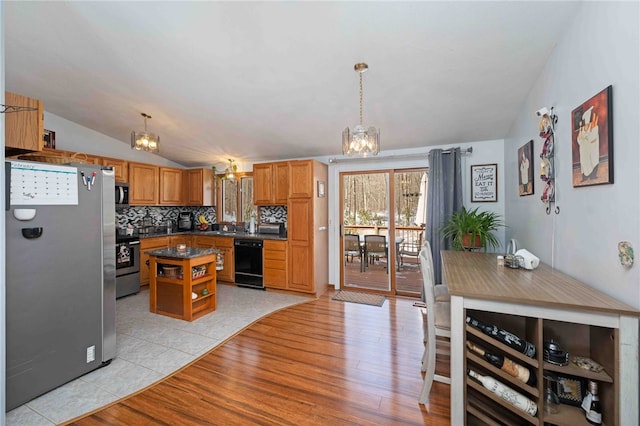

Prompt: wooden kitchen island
[442,250,639,426]
[147,247,219,321]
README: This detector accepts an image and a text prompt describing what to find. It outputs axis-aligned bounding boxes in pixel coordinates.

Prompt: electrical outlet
[86,345,95,363]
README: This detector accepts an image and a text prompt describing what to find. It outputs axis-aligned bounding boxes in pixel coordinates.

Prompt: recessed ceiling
[4,1,580,167]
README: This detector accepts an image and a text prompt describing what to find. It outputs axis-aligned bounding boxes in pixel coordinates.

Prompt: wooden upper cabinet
[101,157,128,183]
[159,167,184,205]
[253,161,289,205]
[185,168,215,206]
[253,163,274,205]
[5,91,44,154]
[274,162,290,204]
[129,162,159,205]
[288,160,313,198]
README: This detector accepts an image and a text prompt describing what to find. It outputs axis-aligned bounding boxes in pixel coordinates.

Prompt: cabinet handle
[146,259,150,266]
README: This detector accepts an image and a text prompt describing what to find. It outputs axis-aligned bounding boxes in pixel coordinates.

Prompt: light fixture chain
[359,72,364,126]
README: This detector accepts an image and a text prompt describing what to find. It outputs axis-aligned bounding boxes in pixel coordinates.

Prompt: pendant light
[224,159,237,180]
[342,62,380,156]
[131,113,160,153]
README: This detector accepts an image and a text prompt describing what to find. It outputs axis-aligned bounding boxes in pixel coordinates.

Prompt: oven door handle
[127,241,140,245]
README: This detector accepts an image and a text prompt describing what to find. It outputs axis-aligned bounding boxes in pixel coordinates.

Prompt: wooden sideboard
[441,250,639,425]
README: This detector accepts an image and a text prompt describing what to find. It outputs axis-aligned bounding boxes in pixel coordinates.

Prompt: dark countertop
[138,229,287,241]
[145,247,220,259]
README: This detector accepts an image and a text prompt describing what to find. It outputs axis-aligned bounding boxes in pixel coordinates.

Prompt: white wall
[326,139,505,288]
[44,112,184,168]
[504,1,640,308]
[0,2,7,421]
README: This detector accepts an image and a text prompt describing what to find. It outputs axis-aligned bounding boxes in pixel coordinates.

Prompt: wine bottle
[585,381,602,425]
[467,368,538,416]
[466,341,536,386]
[466,316,536,358]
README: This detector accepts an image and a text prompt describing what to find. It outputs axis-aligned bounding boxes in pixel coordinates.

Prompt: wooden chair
[364,235,388,273]
[343,234,361,266]
[399,231,423,269]
[418,247,451,404]
[423,240,450,302]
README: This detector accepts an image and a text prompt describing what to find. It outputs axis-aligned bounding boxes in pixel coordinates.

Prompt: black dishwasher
[234,239,264,289]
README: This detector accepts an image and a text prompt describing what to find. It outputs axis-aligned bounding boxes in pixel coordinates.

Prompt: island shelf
[147,247,218,321]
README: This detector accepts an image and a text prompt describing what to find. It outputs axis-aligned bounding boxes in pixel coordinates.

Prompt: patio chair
[343,234,362,266]
[418,246,451,404]
[399,231,423,269]
[364,235,388,273]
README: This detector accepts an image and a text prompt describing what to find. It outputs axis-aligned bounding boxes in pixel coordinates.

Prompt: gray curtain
[425,148,463,284]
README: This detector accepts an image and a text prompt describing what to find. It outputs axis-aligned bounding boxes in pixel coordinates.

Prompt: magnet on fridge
[13,208,37,221]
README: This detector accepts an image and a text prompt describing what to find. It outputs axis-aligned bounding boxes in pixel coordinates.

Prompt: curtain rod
[328,146,472,164]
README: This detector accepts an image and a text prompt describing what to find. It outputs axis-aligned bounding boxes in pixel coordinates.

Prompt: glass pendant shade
[131,113,160,153]
[342,125,380,156]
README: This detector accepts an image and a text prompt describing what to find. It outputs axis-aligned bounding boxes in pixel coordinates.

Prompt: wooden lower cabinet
[192,236,234,283]
[140,237,170,286]
[263,240,288,289]
[288,198,313,293]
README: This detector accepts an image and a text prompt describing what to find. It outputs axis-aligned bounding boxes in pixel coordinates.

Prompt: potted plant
[439,207,505,251]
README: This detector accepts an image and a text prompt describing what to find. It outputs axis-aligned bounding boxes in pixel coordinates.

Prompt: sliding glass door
[340,167,426,296]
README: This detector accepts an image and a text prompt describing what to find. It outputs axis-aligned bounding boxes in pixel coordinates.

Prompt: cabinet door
[185,168,215,206]
[212,237,235,282]
[288,198,313,292]
[253,163,273,205]
[5,91,44,153]
[264,240,288,289]
[101,157,129,183]
[159,167,184,205]
[140,237,169,285]
[289,160,313,198]
[169,235,190,247]
[274,162,290,204]
[129,162,159,205]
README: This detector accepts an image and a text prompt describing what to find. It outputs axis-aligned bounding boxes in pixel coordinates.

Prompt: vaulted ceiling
[5,1,580,167]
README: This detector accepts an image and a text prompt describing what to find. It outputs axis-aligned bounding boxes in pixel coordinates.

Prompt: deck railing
[344,225,424,245]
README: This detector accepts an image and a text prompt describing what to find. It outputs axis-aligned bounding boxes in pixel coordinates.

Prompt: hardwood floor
[68,289,451,425]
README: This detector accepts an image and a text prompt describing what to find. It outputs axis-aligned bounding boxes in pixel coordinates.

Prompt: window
[219,173,255,224]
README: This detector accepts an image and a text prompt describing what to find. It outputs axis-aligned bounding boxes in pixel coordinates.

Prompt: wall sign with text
[471,163,497,202]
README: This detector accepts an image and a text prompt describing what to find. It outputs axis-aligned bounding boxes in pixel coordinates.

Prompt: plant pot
[461,234,482,249]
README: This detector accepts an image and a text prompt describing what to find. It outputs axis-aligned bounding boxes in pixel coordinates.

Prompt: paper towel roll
[515,249,539,270]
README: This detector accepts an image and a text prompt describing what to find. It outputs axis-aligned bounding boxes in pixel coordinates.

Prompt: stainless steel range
[116,234,140,298]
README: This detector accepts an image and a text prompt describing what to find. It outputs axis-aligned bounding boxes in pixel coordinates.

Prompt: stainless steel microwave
[115,183,129,207]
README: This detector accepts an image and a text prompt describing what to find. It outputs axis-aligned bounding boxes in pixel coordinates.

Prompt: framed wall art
[470,163,497,202]
[571,85,613,187]
[518,140,534,196]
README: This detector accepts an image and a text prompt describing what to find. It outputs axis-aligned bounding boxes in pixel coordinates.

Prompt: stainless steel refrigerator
[5,160,116,411]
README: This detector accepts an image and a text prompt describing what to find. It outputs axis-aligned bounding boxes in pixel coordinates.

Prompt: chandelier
[224,159,237,180]
[342,62,380,156]
[131,113,160,153]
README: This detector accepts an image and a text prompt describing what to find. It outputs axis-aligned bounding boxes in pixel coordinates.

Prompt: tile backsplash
[116,205,287,230]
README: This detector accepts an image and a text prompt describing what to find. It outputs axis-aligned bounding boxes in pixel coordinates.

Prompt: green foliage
[439,207,504,251]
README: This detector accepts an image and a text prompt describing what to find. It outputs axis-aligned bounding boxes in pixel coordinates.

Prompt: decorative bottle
[467,369,538,416]
[466,341,536,386]
[466,316,536,358]
[584,381,602,425]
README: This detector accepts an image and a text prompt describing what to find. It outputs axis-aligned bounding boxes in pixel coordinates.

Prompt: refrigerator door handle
[22,227,43,239]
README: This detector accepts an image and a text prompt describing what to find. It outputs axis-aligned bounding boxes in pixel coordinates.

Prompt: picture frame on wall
[470,163,497,202]
[571,85,613,187]
[518,140,534,196]
[43,129,56,149]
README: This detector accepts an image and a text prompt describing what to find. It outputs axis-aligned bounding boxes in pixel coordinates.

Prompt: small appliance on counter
[258,223,286,237]
[178,211,194,231]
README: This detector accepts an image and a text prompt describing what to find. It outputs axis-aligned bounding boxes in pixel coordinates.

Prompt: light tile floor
[6,285,310,425]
